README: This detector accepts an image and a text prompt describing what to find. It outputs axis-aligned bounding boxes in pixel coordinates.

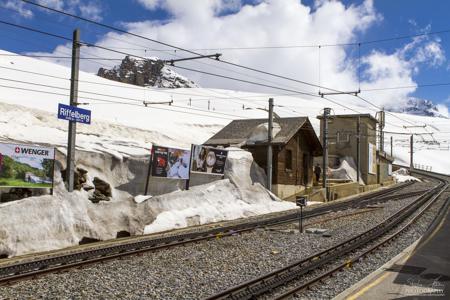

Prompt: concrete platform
[335,201,450,299]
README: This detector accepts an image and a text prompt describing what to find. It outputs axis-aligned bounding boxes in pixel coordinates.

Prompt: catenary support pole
[66,29,80,192]
[410,135,414,174]
[379,109,385,152]
[267,98,274,191]
[322,108,330,200]
[356,116,361,183]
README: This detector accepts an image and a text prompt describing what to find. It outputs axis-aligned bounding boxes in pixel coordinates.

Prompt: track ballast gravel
[0,181,439,300]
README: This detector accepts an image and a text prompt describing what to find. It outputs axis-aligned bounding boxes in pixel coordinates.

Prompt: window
[285,149,293,170]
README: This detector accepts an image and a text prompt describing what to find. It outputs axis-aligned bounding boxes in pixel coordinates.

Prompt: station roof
[204,117,322,155]
[317,113,378,123]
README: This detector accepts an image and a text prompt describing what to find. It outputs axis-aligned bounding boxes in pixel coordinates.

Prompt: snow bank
[0,147,295,257]
[143,179,294,234]
[392,168,421,183]
[142,148,295,234]
[328,156,365,184]
[0,165,138,257]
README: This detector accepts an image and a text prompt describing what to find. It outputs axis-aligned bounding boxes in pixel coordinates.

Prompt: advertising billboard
[151,145,191,179]
[0,143,55,188]
[191,145,228,175]
[368,143,377,175]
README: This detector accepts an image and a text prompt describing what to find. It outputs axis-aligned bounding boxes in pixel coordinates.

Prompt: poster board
[151,145,191,179]
[388,163,393,176]
[0,143,55,188]
[368,143,377,175]
[191,145,228,175]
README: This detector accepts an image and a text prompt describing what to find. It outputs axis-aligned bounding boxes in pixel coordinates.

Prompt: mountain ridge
[97,56,198,88]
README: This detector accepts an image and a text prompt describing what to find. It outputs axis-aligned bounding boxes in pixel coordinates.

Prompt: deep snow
[0,50,449,257]
[1,49,448,173]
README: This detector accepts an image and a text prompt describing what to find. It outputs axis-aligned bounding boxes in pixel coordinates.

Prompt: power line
[0,14,429,129]
[0,20,323,98]
[0,64,312,102]
[0,76,249,119]
[0,57,408,130]
[14,1,366,94]
[361,82,450,91]
[0,54,123,60]
[13,0,447,130]
[0,17,417,128]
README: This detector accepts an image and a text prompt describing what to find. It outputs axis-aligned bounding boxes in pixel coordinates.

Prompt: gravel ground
[0,183,435,300]
[266,186,450,299]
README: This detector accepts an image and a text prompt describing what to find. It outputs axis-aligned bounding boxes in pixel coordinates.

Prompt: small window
[285,149,293,170]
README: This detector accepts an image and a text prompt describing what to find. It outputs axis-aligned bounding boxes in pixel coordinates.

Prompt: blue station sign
[57,103,91,124]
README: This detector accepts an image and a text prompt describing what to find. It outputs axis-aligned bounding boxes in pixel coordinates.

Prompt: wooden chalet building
[204,117,322,199]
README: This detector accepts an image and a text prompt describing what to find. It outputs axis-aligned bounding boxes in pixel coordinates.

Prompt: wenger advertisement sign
[191,145,228,175]
[151,145,191,179]
[0,143,55,188]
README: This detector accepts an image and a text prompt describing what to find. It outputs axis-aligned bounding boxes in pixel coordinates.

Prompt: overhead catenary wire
[0,17,427,129]
[0,76,255,119]
[0,20,371,117]
[0,11,436,130]
[17,0,449,51]
[12,0,446,130]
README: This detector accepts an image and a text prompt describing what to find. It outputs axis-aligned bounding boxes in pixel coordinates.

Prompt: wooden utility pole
[66,29,80,192]
[267,98,274,191]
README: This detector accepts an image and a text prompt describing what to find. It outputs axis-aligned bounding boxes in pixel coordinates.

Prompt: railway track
[0,178,420,286]
[204,171,448,300]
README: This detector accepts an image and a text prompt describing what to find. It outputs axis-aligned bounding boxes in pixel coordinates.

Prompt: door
[303,153,309,186]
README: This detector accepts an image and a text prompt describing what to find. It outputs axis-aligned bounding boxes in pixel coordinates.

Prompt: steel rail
[204,174,447,300]
[273,184,448,299]
[0,181,415,285]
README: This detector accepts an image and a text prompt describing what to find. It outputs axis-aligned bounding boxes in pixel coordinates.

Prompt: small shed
[204,117,322,199]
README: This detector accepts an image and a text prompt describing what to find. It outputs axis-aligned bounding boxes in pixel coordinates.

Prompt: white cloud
[22,0,447,112]
[78,2,103,21]
[4,0,103,22]
[136,0,160,10]
[1,0,33,18]
[136,0,242,15]
[36,0,64,10]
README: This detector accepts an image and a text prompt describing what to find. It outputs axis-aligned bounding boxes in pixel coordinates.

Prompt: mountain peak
[391,98,448,118]
[97,56,198,88]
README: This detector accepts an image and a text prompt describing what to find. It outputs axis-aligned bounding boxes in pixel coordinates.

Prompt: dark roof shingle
[204,117,321,147]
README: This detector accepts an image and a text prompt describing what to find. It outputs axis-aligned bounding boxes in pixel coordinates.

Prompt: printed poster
[191,145,228,175]
[0,143,55,188]
[151,145,191,179]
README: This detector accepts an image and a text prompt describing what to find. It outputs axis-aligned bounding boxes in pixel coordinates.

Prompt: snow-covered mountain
[97,56,198,88]
[0,49,450,173]
[389,98,448,118]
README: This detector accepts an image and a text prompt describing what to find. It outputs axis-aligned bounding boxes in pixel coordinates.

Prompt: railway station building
[317,113,393,187]
[204,117,323,199]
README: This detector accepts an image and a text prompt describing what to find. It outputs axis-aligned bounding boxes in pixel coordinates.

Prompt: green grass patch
[0,178,51,188]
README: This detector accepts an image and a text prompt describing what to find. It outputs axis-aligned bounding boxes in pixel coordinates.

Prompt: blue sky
[0,0,449,109]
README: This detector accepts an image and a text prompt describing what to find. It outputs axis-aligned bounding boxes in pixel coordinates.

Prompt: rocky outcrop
[89,177,112,203]
[61,167,88,191]
[97,56,198,88]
